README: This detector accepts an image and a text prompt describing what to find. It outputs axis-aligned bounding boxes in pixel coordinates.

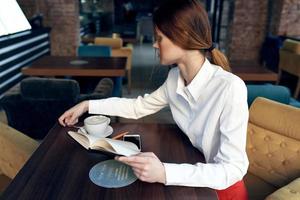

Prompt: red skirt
[215,180,248,200]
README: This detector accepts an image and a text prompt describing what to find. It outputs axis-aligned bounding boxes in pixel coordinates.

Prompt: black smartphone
[123,134,141,150]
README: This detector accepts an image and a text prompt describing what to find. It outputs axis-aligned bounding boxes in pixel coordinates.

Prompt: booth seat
[247,84,300,108]
[245,97,300,200]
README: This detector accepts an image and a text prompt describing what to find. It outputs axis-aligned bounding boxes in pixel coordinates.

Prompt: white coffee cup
[84,115,110,137]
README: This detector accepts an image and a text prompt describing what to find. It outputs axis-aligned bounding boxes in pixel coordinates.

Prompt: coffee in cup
[84,115,110,137]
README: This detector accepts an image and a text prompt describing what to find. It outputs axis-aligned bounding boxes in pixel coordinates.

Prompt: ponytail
[210,48,231,72]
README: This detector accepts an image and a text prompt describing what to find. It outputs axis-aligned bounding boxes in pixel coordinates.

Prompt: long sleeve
[89,81,169,119]
[163,77,249,190]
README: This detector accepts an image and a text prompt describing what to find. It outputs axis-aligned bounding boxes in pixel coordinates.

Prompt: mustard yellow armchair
[94,37,133,94]
[278,39,300,98]
[245,97,300,200]
[0,122,39,192]
[0,122,39,179]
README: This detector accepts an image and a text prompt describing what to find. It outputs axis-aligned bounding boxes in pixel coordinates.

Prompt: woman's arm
[89,81,169,119]
[59,80,169,126]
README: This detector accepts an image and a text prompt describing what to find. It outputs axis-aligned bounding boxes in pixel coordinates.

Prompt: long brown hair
[153,0,230,71]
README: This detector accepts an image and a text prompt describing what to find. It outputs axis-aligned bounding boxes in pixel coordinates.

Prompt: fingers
[58,101,88,127]
[58,112,68,126]
[58,111,74,126]
[58,108,79,127]
[117,155,150,164]
[115,153,165,183]
[137,152,157,158]
[68,113,79,126]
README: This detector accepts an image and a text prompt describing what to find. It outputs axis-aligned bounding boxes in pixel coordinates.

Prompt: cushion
[290,98,300,108]
[266,178,300,200]
[246,84,291,106]
[20,77,80,101]
[249,98,300,140]
[247,123,300,187]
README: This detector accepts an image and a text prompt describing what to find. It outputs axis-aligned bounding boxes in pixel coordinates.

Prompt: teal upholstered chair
[77,45,122,97]
[246,84,300,108]
[77,45,111,57]
[0,77,113,140]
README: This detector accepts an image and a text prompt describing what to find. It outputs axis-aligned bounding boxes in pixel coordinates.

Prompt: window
[0,0,31,37]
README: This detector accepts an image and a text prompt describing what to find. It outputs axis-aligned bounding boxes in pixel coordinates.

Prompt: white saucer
[78,125,113,138]
[98,125,113,138]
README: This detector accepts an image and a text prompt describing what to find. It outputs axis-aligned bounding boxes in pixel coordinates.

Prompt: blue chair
[77,45,111,57]
[246,84,300,108]
[77,45,122,97]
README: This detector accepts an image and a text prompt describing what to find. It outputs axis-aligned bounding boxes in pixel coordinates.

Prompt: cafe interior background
[0,0,299,199]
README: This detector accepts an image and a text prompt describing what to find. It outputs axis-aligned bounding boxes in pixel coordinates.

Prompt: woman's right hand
[58,101,89,127]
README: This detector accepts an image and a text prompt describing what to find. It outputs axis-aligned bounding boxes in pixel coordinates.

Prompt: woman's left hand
[115,152,166,184]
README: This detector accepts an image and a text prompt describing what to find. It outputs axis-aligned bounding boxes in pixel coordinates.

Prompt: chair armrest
[79,93,109,101]
[265,178,300,200]
[0,122,39,179]
[79,78,114,101]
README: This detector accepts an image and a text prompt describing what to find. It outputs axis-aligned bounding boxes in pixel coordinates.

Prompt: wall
[228,0,268,63]
[271,0,300,36]
[17,0,80,56]
[228,0,300,63]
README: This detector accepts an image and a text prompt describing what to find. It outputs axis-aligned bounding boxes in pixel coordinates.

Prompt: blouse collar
[176,58,218,102]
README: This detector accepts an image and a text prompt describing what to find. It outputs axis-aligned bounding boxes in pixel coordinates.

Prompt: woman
[59,0,249,199]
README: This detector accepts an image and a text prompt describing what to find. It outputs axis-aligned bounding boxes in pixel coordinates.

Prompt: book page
[68,131,90,149]
[91,140,115,153]
[68,131,140,156]
[104,138,140,156]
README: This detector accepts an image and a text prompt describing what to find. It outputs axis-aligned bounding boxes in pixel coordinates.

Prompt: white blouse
[89,59,249,190]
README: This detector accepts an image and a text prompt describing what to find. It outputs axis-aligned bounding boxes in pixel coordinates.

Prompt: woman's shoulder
[169,66,180,75]
[166,66,180,81]
[212,64,246,90]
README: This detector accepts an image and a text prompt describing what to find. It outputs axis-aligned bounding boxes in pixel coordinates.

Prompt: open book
[68,131,140,156]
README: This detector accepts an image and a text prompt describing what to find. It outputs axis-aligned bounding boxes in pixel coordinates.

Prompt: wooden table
[22,56,127,77]
[22,56,127,97]
[231,62,278,82]
[2,123,217,200]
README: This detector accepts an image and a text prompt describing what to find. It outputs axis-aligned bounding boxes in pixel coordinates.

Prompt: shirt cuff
[88,100,102,114]
[163,163,188,186]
